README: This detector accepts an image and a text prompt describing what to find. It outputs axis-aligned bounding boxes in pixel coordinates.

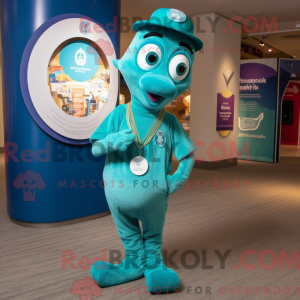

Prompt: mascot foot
[145,266,180,294]
[91,260,145,287]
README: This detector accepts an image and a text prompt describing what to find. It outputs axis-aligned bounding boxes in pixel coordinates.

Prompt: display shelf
[72,88,84,117]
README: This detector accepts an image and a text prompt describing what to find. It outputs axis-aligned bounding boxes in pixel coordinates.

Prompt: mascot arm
[90,105,135,157]
[167,152,195,194]
[167,114,196,194]
[92,129,135,156]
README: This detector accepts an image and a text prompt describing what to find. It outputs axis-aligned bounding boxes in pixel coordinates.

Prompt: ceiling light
[262,34,268,39]
[260,42,265,46]
[268,48,272,52]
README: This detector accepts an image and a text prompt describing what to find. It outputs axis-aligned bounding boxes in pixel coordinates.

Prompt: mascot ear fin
[112,59,120,70]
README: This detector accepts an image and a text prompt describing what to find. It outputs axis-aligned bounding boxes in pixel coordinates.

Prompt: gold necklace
[126,102,165,176]
[126,101,165,155]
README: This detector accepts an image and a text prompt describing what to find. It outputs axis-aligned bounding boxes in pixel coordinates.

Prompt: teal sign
[60,41,99,82]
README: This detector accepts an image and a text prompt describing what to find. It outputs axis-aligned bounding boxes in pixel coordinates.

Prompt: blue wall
[0,0,120,222]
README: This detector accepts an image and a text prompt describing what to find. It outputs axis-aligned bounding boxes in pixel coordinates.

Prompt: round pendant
[130,156,148,176]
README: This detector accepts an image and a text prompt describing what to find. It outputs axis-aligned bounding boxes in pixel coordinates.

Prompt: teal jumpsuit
[90,100,196,293]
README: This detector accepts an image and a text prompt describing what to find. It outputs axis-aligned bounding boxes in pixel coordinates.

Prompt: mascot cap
[133,8,203,51]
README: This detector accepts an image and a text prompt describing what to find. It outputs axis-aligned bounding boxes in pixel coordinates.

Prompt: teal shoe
[145,265,180,294]
[91,259,145,287]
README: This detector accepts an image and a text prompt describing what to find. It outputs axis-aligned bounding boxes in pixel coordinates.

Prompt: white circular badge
[167,9,186,23]
[130,156,148,176]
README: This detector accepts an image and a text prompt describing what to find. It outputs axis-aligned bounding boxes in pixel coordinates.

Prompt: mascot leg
[142,196,180,294]
[91,205,146,287]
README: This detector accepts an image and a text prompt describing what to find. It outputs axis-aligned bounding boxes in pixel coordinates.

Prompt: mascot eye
[168,54,190,81]
[137,43,162,71]
[146,52,158,65]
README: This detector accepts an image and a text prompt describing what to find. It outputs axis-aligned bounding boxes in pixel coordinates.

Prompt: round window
[21,15,118,144]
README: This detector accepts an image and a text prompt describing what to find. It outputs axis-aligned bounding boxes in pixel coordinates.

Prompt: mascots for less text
[90,8,203,293]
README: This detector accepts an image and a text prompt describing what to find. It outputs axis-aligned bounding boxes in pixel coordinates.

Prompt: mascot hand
[92,129,135,156]
[166,153,195,194]
[166,173,185,194]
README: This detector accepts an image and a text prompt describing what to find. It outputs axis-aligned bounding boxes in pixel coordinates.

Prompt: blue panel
[1,0,120,222]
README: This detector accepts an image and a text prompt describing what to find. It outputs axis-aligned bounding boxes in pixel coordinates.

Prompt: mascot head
[113,8,203,111]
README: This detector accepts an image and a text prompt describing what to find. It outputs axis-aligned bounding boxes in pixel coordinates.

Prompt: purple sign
[216,93,234,131]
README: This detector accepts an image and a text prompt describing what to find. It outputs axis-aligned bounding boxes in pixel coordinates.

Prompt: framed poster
[216,91,234,131]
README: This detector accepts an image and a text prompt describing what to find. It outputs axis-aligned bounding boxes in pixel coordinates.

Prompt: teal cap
[133,8,203,51]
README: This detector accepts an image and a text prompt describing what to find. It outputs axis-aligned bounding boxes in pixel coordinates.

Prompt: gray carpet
[1,154,300,300]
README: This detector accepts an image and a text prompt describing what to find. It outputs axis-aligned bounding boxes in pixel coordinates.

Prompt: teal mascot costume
[90,8,203,294]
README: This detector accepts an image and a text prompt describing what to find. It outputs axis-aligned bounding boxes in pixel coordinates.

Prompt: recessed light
[268,49,272,52]
[260,42,265,46]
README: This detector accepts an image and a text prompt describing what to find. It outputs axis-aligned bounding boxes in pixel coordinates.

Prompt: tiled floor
[280,145,300,157]
[1,154,300,299]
